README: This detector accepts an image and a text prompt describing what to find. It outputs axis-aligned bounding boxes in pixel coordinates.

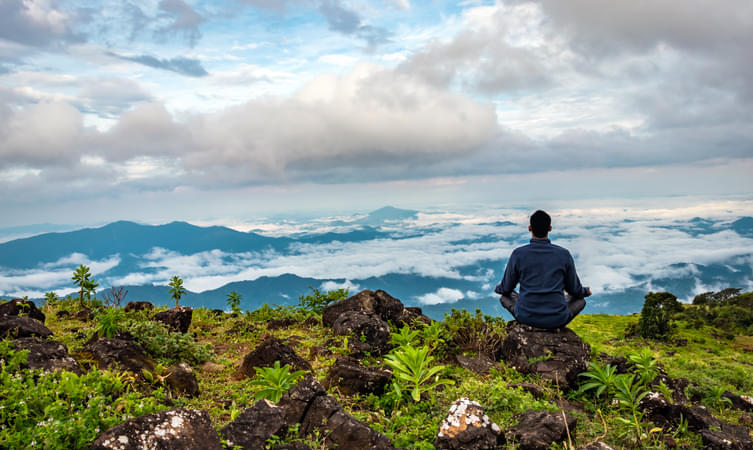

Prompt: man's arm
[564,252,591,298]
[494,252,519,296]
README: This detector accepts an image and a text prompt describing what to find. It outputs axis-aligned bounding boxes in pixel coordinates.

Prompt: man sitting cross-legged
[495,210,591,329]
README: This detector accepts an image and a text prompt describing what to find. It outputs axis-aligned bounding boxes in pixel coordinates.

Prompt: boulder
[236,336,312,379]
[701,427,753,450]
[724,391,753,412]
[124,301,154,313]
[278,375,395,449]
[434,398,504,450]
[268,318,298,330]
[220,400,287,449]
[332,311,391,356]
[455,355,499,376]
[73,308,94,321]
[398,307,433,326]
[12,337,82,374]
[579,443,615,450]
[0,299,45,323]
[322,356,392,396]
[165,363,200,397]
[680,404,721,431]
[81,338,155,374]
[639,392,677,429]
[0,316,53,338]
[506,410,577,450]
[153,306,193,333]
[89,408,222,450]
[322,289,404,328]
[501,323,590,390]
[302,316,319,328]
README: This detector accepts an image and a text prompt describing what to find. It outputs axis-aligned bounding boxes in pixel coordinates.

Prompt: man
[495,210,591,329]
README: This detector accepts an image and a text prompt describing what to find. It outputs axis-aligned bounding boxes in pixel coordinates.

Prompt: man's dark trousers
[500,291,586,328]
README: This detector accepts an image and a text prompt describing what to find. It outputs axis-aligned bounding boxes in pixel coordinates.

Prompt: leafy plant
[419,321,445,352]
[250,361,306,403]
[703,385,732,414]
[628,349,660,387]
[226,291,242,314]
[638,291,681,341]
[72,265,98,306]
[96,307,126,338]
[126,319,213,365]
[298,286,349,314]
[168,275,187,308]
[578,362,619,400]
[44,291,60,306]
[613,374,650,441]
[384,344,454,403]
[390,325,420,348]
[442,308,505,359]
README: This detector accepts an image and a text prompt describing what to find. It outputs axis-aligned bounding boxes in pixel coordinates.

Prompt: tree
[226,291,242,314]
[168,276,187,308]
[44,292,60,305]
[72,265,98,306]
[638,291,681,341]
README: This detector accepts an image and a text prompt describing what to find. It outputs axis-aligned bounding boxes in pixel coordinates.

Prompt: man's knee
[499,291,518,315]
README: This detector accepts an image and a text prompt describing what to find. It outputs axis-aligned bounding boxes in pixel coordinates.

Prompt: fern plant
[628,349,660,387]
[384,344,454,403]
[390,325,421,348]
[703,385,733,414]
[578,362,619,400]
[250,361,306,403]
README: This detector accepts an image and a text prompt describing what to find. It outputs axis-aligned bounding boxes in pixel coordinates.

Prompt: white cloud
[320,280,360,292]
[417,287,464,305]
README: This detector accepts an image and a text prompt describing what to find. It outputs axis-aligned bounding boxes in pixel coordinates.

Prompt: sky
[1,0,752,226]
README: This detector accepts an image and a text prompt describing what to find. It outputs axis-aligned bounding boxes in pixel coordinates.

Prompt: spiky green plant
[628,349,660,387]
[250,361,306,403]
[384,344,454,403]
[578,362,619,400]
[390,325,421,348]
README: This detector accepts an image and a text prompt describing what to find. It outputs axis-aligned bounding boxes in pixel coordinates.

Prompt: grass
[4,297,753,449]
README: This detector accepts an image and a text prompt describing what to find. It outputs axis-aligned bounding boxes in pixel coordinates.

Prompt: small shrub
[96,307,127,338]
[638,292,681,341]
[298,286,349,314]
[384,344,454,404]
[168,275,187,308]
[250,361,305,403]
[442,308,506,359]
[126,319,213,365]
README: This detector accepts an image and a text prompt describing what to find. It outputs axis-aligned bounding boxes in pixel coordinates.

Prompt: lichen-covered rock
[0,299,45,323]
[579,443,615,450]
[322,289,404,328]
[701,427,753,450]
[506,410,577,450]
[81,338,155,374]
[236,336,311,379]
[89,408,221,450]
[434,398,503,450]
[724,391,753,412]
[165,363,199,397]
[153,306,193,333]
[398,306,433,326]
[0,315,53,338]
[332,310,391,356]
[322,355,392,395]
[501,322,590,390]
[455,355,499,376]
[12,337,82,374]
[124,301,154,313]
[220,400,286,449]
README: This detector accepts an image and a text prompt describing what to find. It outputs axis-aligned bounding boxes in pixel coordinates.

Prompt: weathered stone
[506,410,577,450]
[0,299,45,323]
[332,310,391,356]
[501,323,590,390]
[719,423,753,448]
[153,306,193,333]
[639,391,677,429]
[0,315,53,338]
[165,363,199,397]
[322,289,404,328]
[435,398,503,450]
[724,391,753,412]
[508,383,547,399]
[81,338,155,374]
[277,375,395,450]
[701,428,751,450]
[220,400,286,449]
[201,362,225,373]
[124,301,154,313]
[579,443,615,450]
[12,337,82,374]
[236,336,312,379]
[398,306,433,327]
[455,354,498,376]
[89,408,221,450]
[322,356,392,395]
[272,444,313,450]
[680,404,721,431]
[73,308,94,321]
[268,318,297,330]
[302,316,319,328]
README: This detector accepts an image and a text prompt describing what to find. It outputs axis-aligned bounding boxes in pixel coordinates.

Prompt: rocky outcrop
[506,410,577,450]
[0,315,53,338]
[153,306,193,333]
[398,307,433,326]
[455,355,499,376]
[220,400,287,449]
[236,336,312,379]
[434,398,503,450]
[277,375,395,449]
[0,299,45,323]
[322,355,392,395]
[81,338,155,374]
[332,311,391,356]
[322,289,404,328]
[90,408,221,449]
[165,363,200,397]
[268,318,298,330]
[12,337,82,374]
[501,323,590,390]
[124,301,154,313]
[724,391,753,412]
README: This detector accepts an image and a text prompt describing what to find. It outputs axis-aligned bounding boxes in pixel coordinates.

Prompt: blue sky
[1,0,752,226]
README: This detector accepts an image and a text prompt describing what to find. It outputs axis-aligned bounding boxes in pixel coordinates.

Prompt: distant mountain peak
[362,206,418,223]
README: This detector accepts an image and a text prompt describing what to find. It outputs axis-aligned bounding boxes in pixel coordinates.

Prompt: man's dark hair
[530,210,551,238]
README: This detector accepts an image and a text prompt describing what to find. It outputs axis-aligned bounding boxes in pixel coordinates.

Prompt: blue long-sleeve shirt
[495,238,589,328]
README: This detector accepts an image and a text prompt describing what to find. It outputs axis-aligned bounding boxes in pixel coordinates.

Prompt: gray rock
[236,336,312,379]
[12,337,82,374]
[723,391,753,412]
[165,363,199,397]
[220,400,286,449]
[89,408,221,449]
[153,306,193,333]
[506,410,577,450]
[322,289,405,328]
[501,323,590,390]
[81,338,155,374]
[0,315,53,338]
[322,355,392,396]
[124,301,154,313]
[332,310,391,356]
[455,355,498,376]
[0,299,45,323]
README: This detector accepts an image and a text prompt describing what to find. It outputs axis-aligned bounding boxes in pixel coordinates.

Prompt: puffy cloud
[156,0,204,47]
[0,0,85,47]
[417,287,464,305]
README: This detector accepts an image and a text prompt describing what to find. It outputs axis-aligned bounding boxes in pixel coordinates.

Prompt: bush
[126,319,213,365]
[442,308,506,360]
[298,286,349,314]
[638,292,681,341]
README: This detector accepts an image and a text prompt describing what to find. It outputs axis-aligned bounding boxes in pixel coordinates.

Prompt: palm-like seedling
[578,362,619,400]
[168,276,187,308]
[628,349,660,387]
[250,361,306,403]
[226,291,242,314]
[72,265,96,306]
[384,344,454,402]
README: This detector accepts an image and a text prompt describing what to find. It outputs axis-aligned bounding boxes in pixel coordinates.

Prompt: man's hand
[584,286,592,297]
